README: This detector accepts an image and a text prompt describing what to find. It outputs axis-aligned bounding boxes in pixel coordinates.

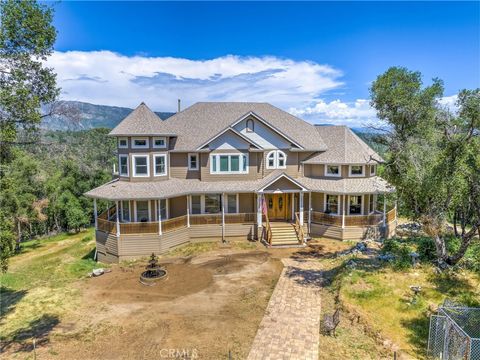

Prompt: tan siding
[170,153,200,179]
[263,150,300,178]
[311,192,324,212]
[160,228,190,252]
[169,196,187,218]
[264,177,302,191]
[120,233,161,256]
[239,193,254,213]
[310,224,343,240]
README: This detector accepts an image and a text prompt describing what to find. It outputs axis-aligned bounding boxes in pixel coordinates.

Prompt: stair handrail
[294,212,305,244]
[264,212,272,245]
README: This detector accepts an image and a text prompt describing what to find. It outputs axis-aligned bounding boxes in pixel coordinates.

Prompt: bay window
[135,201,150,222]
[349,165,364,177]
[154,154,167,176]
[133,155,149,177]
[325,165,340,177]
[119,155,129,176]
[210,154,248,174]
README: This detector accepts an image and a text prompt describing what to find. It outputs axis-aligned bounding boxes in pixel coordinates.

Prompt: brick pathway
[247,258,323,360]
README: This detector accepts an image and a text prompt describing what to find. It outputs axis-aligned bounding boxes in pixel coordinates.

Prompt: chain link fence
[428,300,480,360]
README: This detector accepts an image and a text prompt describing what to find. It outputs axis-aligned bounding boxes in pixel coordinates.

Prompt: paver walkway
[247,258,323,360]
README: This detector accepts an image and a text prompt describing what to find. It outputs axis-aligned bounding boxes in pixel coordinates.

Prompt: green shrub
[381,238,414,270]
[416,237,436,262]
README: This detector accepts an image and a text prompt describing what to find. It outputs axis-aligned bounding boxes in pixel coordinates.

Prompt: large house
[86,102,396,263]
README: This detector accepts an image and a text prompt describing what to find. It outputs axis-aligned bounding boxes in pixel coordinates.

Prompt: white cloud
[438,94,458,113]
[47,50,343,112]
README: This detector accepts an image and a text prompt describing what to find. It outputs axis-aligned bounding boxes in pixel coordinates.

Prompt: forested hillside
[2,129,116,243]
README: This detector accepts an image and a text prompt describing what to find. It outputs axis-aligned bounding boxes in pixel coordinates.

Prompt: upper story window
[119,154,129,176]
[210,153,248,174]
[370,165,376,176]
[118,137,128,148]
[153,154,167,176]
[246,119,254,133]
[266,150,287,169]
[188,153,199,170]
[349,165,365,177]
[153,137,166,148]
[132,154,149,177]
[325,164,341,177]
[132,137,149,149]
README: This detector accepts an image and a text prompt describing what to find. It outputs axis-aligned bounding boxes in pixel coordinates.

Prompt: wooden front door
[267,194,287,220]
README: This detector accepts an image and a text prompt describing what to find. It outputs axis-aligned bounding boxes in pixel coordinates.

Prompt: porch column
[299,191,304,226]
[221,193,225,242]
[291,193,295,221]
[186,195,191,228]
[107,204,110,221]
[158,199,162,236]
[383,194,387,227]
[341,195,345,229]
[115,201,120,237]
[308,192,312,234]
[256,193,262,227]
[93,198,98,230]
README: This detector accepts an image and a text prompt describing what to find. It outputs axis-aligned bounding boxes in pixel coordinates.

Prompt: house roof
[84,173,393,201]
[302,126,383,164]
[109,102,327,151]
[108,103,175,136]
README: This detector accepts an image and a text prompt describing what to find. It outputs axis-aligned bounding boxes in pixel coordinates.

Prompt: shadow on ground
[0,287,27,320]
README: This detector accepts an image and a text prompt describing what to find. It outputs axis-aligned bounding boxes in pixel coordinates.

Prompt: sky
[47,1,480,127]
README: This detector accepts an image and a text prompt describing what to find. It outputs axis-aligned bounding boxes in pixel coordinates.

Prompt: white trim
[189,194,227,214]
[131,137,149,149]
[209,153,249,174]
[325,164,341,177]
[324,193,340,215]
[118,137,128,149]
[196,127,263,151]
[120,200,130,222]
[349,165,365,177]
[153,153,168,177]
[134,200,151,222]
[347,194,364,215]
[188,153,199,170]
[246,118,254,133]
[152,136,167,149]
[132,154,150,177]
[118,154,129,176]
[266,150,287,169]
[370,164,376,176]
[230,111,304,150]
[257,173,308,193]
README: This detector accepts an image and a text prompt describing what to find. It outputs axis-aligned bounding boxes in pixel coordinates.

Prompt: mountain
[41,101,175,130]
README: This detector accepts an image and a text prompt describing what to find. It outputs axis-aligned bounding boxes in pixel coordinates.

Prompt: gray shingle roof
[109,102,327,151]
[108,103,175,136]
[85,173,393,201]
[303,126,383,164]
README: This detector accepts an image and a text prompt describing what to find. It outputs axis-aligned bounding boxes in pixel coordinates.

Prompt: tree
[370,67,480,267]
[0,0,58,271]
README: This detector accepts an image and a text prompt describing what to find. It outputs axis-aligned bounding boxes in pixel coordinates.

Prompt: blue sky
[48,1,480,126]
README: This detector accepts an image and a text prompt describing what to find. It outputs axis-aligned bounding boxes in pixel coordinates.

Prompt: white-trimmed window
[246,118,254,133]
[266,150,287,169]
[349,165,365,177]
[153,137,166,148]
[118,137,128,148]
[153,154,167,176]
[135,200,150,222]
[188,153,199,170]
[369,194,375,213]
[132,137,149,149]
[370,165,376,176]
[325,165,341,177]
[210,154,248,174]
[132,154,150,177]
[121,200,130,222]
[226,194,239,213]
[349,195,363,214]
[156,199,168,220]
[325,194,339,214]
[191,195,202,214]
[119,154,129,176]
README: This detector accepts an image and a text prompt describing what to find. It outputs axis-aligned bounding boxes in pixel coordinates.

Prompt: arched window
[266,150,287,169]
[246,118,254,132]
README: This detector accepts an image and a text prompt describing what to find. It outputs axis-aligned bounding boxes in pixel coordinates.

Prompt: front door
[267,194,287,220]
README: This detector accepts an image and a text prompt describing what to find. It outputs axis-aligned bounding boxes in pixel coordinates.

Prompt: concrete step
[271,239,301,245]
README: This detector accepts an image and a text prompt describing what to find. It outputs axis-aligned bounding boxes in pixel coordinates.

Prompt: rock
[92,268,105,277]
[378,253,395,262]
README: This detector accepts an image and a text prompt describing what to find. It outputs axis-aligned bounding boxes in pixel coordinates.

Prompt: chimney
[177,99,181,113]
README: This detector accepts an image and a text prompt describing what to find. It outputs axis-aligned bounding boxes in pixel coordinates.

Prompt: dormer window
[325,165,341,177]
[132,137,149,149]
[118,137,128,148]
[153,137,166,148]
[266,150,287,169]
[246,119,254,133]
[349,165,364,177]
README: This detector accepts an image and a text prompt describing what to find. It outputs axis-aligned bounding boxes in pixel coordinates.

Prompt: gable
[233,115,292,149]
[264,177,303,191]
[207,129,254,150]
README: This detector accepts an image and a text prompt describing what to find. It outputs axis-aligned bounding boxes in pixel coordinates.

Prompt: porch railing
[310,210,391,227]
[294,212,305,244]
[120,221,159,235]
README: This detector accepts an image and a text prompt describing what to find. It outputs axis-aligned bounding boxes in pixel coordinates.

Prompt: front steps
[269,223,301,246]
